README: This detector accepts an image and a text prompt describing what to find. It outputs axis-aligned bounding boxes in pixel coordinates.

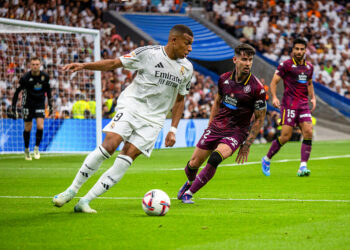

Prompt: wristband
[169,126,177,134]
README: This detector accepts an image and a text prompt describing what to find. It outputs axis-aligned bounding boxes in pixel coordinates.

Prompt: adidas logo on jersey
[224,80,229,84]
[155,62,164,68]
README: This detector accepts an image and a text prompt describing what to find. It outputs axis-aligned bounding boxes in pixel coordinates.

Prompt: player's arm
[63,58,123,72]
[208,93,222,125]
[270,73,282,108]
[307,79,316,112]
[10,77,24,119]
[236,108,266,164]
[165,94,185,147]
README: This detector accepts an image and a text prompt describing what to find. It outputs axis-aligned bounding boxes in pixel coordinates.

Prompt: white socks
[83,154,133,202]
[264,156,271,162]
[69,146,111,193]
[300,162,307,168]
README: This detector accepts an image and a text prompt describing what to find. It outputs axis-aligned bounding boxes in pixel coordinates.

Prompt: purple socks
[189,163,217,194]
[267,138,282,159]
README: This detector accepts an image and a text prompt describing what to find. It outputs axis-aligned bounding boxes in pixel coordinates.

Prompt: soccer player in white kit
[53,25,194,213]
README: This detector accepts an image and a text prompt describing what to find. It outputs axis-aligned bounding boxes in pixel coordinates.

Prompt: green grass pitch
[0,140,350,249]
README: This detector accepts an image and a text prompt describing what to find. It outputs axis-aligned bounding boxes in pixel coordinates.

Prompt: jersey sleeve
[12,75,25,107]
[276,61,287,78]
[119,46,150,71]
[178,63,193,96]
[217,74,225,97]
[254,83,267,110]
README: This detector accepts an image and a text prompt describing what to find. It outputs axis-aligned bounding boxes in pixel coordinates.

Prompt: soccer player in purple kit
[261,38,316,177]
[177,43,266,204]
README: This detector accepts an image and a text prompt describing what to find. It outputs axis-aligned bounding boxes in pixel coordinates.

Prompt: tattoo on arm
[245,109,266,146]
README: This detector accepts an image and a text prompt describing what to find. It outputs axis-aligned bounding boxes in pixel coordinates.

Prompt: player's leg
[297,121,313,177]
[183,143,234,204]
[53,132,120,207]
[177,147,211,199]
[74,117,158,213]
[75,142,141,213]
[262,125,293,176]
[23,120,32,160]
[33,117,44,159]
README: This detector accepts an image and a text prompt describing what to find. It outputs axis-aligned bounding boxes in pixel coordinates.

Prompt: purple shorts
[196,127,246,153]
[280,106,312,127]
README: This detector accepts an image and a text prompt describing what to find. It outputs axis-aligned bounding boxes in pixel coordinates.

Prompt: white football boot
[24,148,32,161]
[52,189,76,207]
[34,146,40,160]
[74,198,97,214]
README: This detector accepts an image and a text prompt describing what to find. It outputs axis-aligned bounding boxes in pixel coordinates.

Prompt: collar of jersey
[292,57,306,66]
[230,70,251,85]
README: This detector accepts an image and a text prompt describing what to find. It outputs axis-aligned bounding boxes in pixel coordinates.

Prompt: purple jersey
[276,58,314,109]
[209,71,266,135]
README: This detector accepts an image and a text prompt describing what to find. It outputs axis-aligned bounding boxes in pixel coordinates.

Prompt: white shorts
[102,109,162,157]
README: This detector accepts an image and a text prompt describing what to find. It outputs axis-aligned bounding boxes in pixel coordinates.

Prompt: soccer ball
[142,189,171,216]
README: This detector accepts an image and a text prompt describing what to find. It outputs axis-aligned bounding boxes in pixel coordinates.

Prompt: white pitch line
[0,195,348,203]
[1,154,350,171]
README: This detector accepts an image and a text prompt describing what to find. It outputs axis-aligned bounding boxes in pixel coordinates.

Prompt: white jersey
[118,45,193,127]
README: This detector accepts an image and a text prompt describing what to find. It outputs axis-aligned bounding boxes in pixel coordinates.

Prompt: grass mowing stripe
[0,195,349,203]
[2,154,349,171]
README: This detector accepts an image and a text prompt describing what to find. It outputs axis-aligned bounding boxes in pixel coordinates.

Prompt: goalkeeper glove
[10,106,18,120]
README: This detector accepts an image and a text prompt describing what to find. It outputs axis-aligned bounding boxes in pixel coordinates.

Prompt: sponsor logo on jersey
[244,85,251,93]
[155,71,181,88]
[34,83,42,90]
[155,62,164,68]
[223,94,238,110]
[297,73,308,84]
[300,113,312,118]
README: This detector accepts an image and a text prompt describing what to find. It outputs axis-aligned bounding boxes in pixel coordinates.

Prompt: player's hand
[310,97,316,113]
[271,97,280,109]
[165,131,176,147]
[235,144,250,164]
[62,63,84,72]
[9,106,18,120]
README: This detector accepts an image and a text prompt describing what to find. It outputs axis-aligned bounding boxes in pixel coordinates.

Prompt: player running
[11,57,52,160]
[177,43,266,204]
[53,25,194,213]
[261,38,316,177]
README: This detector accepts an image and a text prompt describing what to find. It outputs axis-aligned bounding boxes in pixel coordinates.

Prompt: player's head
[233,43,256,74]
[30,57,41,74]
[167,24,193,59]
[292,38,307,62]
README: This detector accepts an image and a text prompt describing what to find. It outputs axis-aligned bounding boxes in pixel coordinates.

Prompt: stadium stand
[203,0,350,99]
[0,0,218,121]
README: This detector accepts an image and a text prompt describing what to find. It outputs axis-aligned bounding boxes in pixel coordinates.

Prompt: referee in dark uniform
[11,57,52,160]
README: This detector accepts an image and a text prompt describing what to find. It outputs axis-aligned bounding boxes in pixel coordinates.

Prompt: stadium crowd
[205,0,350,98]
[0,0,217,123]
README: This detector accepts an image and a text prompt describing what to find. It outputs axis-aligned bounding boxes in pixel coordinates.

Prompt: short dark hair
[234,43,256,57]
[30,57,41,62]
[170,24,193,37]
[293,38,307,48]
